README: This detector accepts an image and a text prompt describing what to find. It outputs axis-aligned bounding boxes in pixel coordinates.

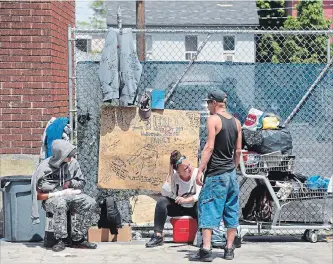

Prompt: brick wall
[0,1,75,155]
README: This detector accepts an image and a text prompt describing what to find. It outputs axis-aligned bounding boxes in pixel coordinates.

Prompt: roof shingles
[106,1,259,27]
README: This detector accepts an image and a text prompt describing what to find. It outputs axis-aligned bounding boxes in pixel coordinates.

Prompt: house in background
[75,33,106,61]
[105,1,259,62]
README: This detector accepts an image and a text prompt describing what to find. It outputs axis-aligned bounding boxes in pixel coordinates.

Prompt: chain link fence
[69,27,333,236]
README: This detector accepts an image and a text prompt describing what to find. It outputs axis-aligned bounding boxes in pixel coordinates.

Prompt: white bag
[243,108,264,131]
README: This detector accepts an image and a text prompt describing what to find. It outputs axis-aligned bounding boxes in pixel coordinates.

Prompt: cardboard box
[88,225,132,242]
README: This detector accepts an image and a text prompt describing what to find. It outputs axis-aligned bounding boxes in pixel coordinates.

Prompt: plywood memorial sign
[98,106,200,191]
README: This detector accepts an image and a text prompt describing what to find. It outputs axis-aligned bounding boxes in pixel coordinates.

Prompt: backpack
[258,191,273,222]
[98,196,122,234]
[243,185,273,222]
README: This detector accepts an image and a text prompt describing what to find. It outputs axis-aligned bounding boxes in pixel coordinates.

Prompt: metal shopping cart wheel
[302,229,318,243]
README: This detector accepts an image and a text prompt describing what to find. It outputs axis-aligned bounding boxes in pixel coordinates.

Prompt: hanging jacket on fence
[98,196,122,235]
[98,28,142,104]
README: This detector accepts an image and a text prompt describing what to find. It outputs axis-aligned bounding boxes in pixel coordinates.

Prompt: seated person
[146,150,202,248]
[31,139,99,252]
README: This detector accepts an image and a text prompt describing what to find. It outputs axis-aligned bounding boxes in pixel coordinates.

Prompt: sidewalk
[1,238,332,264]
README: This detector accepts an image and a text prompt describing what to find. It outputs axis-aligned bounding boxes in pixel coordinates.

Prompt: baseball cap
[203,90,227,102]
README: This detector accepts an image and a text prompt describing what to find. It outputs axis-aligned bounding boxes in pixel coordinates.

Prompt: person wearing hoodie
[31,139,98,252]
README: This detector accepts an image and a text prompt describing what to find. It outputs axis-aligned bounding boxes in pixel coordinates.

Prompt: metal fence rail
[69,27,333,233]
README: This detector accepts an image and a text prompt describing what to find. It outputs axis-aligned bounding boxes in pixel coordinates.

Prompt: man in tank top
[194,91,242,261]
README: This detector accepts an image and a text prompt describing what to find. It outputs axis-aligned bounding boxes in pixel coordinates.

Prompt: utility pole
[136,0,145,61]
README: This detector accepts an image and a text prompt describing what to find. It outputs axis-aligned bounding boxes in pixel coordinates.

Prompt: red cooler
[170,216,198,243]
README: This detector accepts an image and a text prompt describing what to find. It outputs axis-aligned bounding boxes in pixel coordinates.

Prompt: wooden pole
[136,0,145,61]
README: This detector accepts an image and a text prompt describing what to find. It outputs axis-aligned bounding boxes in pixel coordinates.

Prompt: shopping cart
[239,151,333,243]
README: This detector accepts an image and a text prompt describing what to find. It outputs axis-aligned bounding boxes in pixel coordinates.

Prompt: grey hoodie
[31,139,86,224]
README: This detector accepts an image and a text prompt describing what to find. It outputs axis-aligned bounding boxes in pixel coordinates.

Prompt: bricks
[0,140,11,148]
[1,95,22,101]
[1,0,74,154]
[8,101,31,108]
[12,128,31,135]
[21,148,39,155]
[11,9,32,16]
[32,128,44,135]
[2,122,21,128]
[0,148,22,154]
[11,114,32,121]
[0,128,8,134]
[0,88,11,95]
[1,114,12,121]
[22,134,41,144]
[12,89,32,95]
[32,101,57,108]
[25,109,43,115]
[2,108,21,114]
[31,141,42,148]
[12,141,32,148]
[3,82,23,89]
[22,121,42,128]
[2,134,22,141]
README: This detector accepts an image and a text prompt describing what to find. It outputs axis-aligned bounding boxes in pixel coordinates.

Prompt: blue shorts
[198,169,239,229]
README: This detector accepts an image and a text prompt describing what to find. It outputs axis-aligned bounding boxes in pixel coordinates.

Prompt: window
[185,35,198,60]
[223,36,235,51]
[76,38,92,52]
[146,35,153,60]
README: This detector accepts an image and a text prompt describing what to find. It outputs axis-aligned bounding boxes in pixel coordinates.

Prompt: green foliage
[76,0,106,29]
[256,0,286,29]
[257,0,332,63]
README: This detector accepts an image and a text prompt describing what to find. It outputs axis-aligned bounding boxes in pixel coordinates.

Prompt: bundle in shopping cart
[242,150,295,175]
[242,108,293,155]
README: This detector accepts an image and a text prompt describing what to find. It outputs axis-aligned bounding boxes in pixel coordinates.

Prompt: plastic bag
[262,116,280,130]
[242,129,263,153]
[243,108,264,131]
[260,128,293,154]
[305,175,330,191]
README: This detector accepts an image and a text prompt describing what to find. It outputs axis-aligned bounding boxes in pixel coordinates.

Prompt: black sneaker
[233,236,242,248]
[224,247,235,260]
[220,236,242,250]
[190,248,213,262]
[145,234,164,248]
[52,240,66,252]
[72,240,97,249]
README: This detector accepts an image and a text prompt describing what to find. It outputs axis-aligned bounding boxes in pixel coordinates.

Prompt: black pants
[154,196,197,233]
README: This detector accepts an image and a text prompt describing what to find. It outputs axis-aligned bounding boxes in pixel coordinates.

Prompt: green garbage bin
[1,175,45,242]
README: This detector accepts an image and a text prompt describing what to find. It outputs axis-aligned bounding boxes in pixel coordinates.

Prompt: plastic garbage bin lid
[0,175,32,189]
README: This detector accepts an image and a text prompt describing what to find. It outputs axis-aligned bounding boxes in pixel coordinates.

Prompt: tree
[257,0,332,63]
[278,0,331,63]
[76,0,107,29]
[256,1,286,62]
[256,0,286,29]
